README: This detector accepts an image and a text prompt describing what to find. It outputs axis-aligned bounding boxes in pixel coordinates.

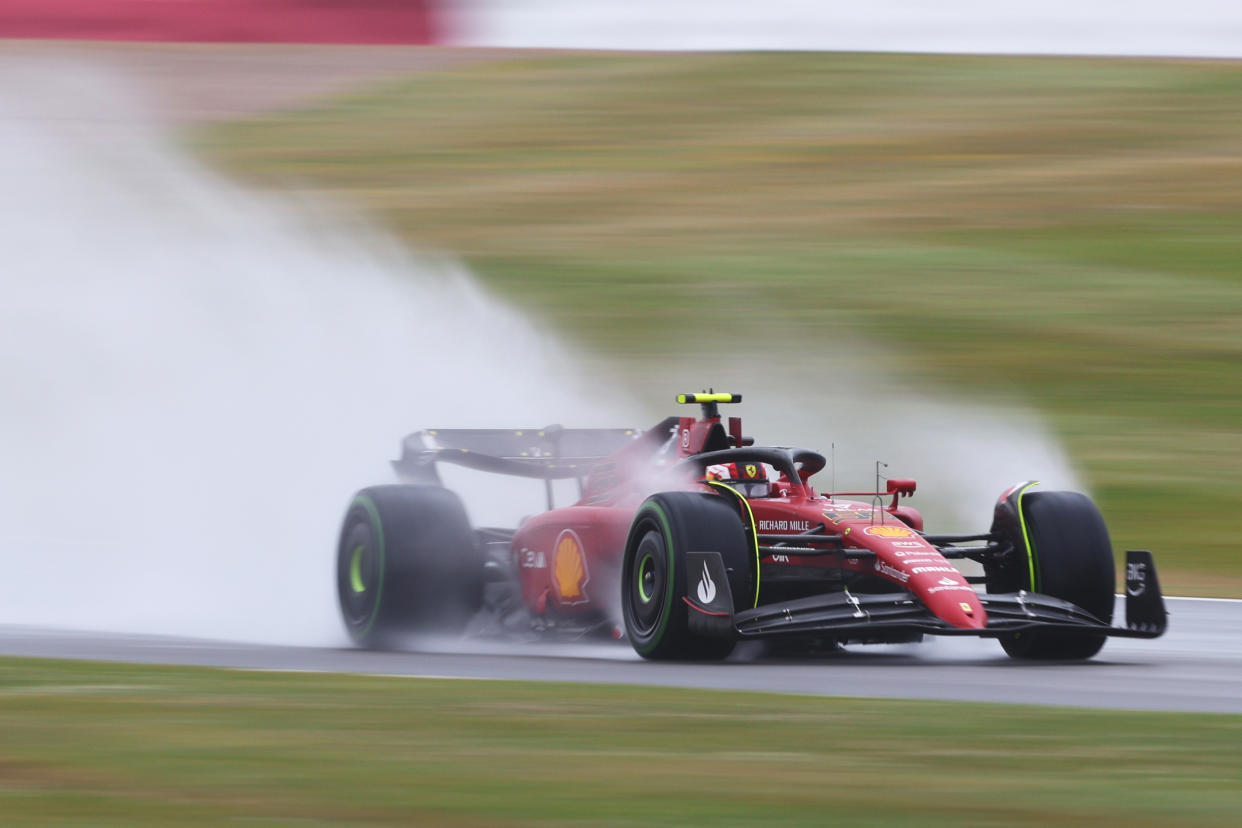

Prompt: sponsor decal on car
[518,548,547,569]
[863,525,915,539]
[874,560,910,583]
[928,584,976,594]
[823,508,875,523]
[552,529,590,604]
[892,541,924,549]
[1126,561,1147,597]
[686,551,733,616]
[926,575,972,594]
[696,561,717,604]
[911,565,959,575]
[757,520,812,532]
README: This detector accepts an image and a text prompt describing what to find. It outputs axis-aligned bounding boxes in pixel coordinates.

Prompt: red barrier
[0,0,439,44]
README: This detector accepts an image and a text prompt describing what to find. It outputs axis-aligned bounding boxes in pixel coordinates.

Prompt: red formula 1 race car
[336,393,1167,660]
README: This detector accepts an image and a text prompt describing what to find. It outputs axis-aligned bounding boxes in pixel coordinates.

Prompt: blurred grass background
[3,658,1241,825]
[196,52,1242,594]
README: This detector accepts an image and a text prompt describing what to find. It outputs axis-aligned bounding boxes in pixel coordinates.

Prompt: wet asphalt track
[2,597,1238,713]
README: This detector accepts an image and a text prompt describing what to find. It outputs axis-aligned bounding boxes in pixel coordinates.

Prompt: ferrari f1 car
[336,393,1166,660]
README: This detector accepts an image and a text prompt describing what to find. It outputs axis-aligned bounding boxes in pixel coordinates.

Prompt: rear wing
[391,426,642,484]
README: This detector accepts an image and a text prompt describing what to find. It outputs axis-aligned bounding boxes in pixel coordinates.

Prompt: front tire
[988,489,1115,660]
[336,485,483,648]
[621,492,751,661]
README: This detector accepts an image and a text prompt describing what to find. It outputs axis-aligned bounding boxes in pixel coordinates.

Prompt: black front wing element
[730,550,1167,640]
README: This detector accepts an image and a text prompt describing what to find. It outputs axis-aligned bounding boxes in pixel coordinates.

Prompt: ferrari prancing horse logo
[552,529,590,605]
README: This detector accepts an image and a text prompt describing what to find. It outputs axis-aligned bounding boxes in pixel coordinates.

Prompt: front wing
[729,550,1167,641]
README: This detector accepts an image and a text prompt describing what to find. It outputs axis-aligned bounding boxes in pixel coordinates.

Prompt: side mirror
[886,478,916,497]
[886,478,916,508]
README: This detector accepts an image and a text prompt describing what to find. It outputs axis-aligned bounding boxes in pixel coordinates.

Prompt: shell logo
[552,529,590,604]
[863,525,915,539]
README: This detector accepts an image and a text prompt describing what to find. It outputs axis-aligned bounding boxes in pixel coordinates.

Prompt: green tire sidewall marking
[349,545,366,593]
[635,500,676,656]
[352,494,386,638]
[706,481,761,609]
[637,551,655,603]
[1015,482,1041,592]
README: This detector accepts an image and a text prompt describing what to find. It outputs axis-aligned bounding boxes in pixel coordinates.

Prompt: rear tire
[621,492,751,661]
[988,490,1115,660]
[337,485,483,649]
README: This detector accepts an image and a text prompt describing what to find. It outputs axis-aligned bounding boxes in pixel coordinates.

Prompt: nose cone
[837,515,988,629]
[947,595,987,629]
[922,580,987,629]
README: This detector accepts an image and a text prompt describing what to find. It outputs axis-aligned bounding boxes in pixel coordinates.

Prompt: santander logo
[696,562,717,604]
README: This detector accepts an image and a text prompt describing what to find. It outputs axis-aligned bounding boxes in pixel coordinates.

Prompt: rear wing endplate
[391,426,641,484]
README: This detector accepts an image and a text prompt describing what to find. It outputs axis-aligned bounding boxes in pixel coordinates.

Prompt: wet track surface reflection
[2,597,1239,713]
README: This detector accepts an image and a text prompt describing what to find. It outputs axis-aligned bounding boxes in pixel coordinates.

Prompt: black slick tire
[620,491,751,661]
[988,490,1115,660]
[336,485,483,649]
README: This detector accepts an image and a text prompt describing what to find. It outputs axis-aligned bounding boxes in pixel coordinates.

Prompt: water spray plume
[0,58,636,645]
[0,55,1082,650]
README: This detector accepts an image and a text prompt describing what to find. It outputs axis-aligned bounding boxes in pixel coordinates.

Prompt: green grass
[194,51,1242,593]
[2,657,1240,825]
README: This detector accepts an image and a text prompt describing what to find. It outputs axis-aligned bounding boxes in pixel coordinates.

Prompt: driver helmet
[705,461,771,498]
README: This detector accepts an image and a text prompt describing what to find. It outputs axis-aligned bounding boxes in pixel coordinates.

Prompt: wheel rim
[628,528,668,637]
[340,519,378,628]
[637,551,655,602]
[349,545,367,593]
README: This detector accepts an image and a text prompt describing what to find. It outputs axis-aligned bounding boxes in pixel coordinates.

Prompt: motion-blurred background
[2,1,1240,646]
[3,4,1242,827]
